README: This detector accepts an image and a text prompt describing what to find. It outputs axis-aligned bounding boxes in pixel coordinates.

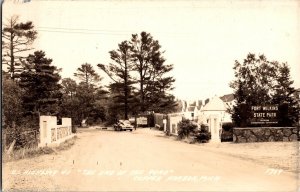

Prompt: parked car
[113,120,134,131]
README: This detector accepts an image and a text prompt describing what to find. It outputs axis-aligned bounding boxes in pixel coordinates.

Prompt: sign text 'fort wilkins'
[250,105,278,125]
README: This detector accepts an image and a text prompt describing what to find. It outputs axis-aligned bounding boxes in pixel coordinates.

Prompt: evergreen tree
[74,63,101,87]
[60,78,80,124]
[19,50,62,116]
[75,82,98,122]
[2,77,24,128]
[61,78,77,98]
[145,63,177,113]
[230,53,299,127]
[2,15,37,80]
[272,63,299,126]
[98,41,136,119]
[130,31,177,113]
[73,64,106,125]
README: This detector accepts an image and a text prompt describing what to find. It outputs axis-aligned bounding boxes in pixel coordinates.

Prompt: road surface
[3,128,298,191]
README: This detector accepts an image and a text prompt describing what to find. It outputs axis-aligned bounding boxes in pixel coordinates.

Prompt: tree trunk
[10,30,15,81]
[140,64,145,112]
[124,55,128,120]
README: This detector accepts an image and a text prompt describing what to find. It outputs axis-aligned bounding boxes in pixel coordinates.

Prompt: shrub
[194,124,211,143]
[177,119,198,139]
[72,125,77,133]
[4,125,39,150]
[222,122,234,132]
[221,131,233,142]
[221,122,234,142]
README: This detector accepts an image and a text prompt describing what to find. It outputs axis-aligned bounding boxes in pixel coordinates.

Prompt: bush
[221,122,234,142]
[177,119,198,139]
[221,131,233,142]
[4,124,39,150]
[194,124,211,143]
[222,122,234,132]
[72,125,77,133]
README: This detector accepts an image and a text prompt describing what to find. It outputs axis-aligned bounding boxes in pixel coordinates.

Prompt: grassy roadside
[2,136,77,163]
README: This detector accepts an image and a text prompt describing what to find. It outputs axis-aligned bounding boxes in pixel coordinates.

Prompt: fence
[154,113,165,129]
[2,128,39,150]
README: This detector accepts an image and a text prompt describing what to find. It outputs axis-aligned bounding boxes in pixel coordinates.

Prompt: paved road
[3,128,298,191]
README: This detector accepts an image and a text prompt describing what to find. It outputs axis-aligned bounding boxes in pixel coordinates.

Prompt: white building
[181,100,203,121]
[198,96,233,142]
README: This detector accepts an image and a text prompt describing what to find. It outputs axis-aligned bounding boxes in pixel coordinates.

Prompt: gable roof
[202,96,227,111]
[187,106,196,112]
[196,105,202,110]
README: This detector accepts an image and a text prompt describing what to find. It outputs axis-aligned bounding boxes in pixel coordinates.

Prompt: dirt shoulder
[197,141,299,173]
[155,129,299,173]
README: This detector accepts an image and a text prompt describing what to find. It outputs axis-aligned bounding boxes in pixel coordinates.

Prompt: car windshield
[123,120,131,124]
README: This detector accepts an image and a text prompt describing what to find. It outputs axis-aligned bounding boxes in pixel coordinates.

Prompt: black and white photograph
[1,0,300,191]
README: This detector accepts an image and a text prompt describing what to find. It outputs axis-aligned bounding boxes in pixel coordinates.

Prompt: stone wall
[233,127,299,143]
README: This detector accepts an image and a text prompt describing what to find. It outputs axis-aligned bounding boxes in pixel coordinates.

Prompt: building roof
[196,105,202,110]
[188,106,196,112]
[220,93,234,102]
[202,96,227,111]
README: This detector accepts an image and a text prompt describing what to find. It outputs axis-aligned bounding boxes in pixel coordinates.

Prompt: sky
[2,0,300,101]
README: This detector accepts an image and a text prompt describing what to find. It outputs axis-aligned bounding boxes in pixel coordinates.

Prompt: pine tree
[130,31,177,113]
[145,63,176,113]
[61,78,77,99]
[74,63,101,87]
[60,78,79,124]
[73,64,106,125]
[272,63,299,126]
[3,77,23,128]
[98,41,136,120]
[2,15,37,80]
[19,50,62,116]
[231,80,250,127]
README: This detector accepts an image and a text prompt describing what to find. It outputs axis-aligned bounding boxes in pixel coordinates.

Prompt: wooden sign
[250,105,278,125]
[136,117,148,125]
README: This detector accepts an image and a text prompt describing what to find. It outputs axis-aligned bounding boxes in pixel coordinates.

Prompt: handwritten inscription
[10,168,221,182]
[265,168,283,175]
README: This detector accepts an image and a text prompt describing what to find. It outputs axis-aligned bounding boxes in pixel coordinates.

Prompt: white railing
[39,116,74,147]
